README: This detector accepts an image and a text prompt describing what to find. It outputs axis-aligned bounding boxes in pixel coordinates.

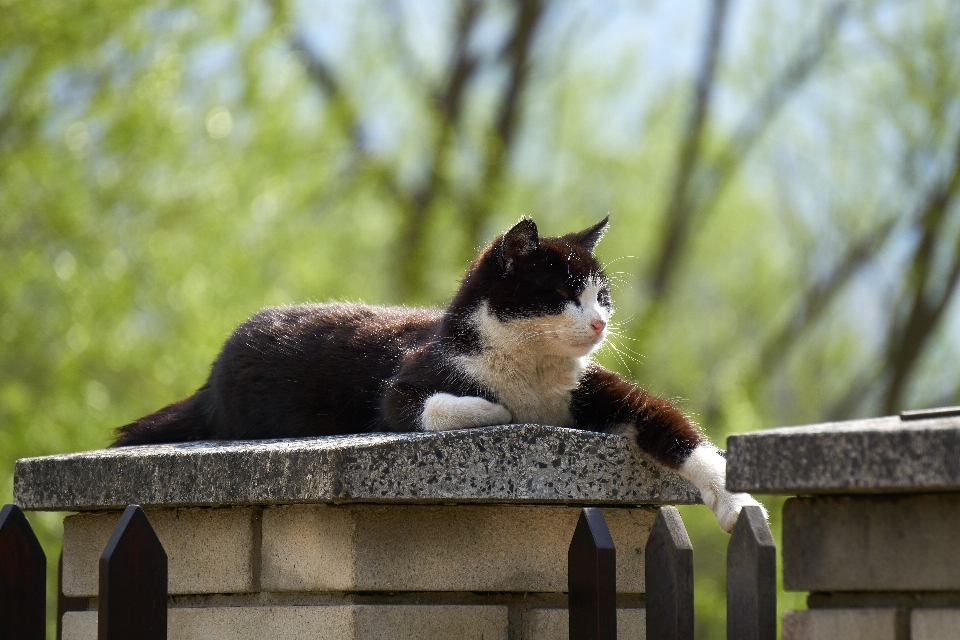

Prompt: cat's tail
[111,385,214,447]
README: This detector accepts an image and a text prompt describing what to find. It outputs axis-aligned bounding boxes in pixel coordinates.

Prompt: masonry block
[782,495,960,591]
[62,507,257,597]
[353,604,508,639]
[63,604,507,640]
[261,504,654,593]
[781,609,897,640]
[521,607,645,639]
[911,608,960,640]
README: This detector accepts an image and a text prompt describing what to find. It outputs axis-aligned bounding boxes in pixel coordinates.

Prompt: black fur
[113,217,703,469]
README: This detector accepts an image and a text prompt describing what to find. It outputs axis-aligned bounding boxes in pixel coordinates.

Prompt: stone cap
[726,414,960,494]
[14,425,700,511]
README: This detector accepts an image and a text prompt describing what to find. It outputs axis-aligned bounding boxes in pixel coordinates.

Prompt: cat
[113,217,762,532]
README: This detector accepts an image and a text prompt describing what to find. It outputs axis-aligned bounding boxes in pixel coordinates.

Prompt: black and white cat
[114,217,762,532]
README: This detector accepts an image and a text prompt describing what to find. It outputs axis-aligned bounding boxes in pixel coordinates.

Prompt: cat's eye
[556,288,569,299]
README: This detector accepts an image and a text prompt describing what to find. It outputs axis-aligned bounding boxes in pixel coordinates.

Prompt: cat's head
[452,217,612,358]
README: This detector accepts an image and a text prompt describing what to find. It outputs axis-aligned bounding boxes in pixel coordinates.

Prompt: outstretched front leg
[570,363,764,532]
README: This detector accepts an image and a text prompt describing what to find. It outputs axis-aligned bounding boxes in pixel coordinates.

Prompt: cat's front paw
[465,398,512,427]
[421,393,513,432]
[709,490,767,534]
[679,443,768,533]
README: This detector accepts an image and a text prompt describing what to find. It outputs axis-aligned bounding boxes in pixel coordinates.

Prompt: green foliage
[2,1,960,636]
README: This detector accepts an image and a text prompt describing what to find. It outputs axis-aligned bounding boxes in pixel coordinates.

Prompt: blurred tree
[2,1,960,638]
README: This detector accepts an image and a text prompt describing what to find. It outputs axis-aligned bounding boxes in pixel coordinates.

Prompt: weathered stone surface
[63,604,507,640]
[521,607,645,639]
[353,604,508,640]
[781,609,897,640]
[726,415,960,494]
[783,495,960,592]
[62,507,258,597]
[261,504,654,593]
[14,425,698,511]
[911,608,960,640]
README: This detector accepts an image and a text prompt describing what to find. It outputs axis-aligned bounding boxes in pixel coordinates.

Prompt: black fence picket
[99,504,168,640]
[645,506,694,640]
[727,505,776,640]
[0,503,46,640]
[6,498,773,640]
[568,507,617,640]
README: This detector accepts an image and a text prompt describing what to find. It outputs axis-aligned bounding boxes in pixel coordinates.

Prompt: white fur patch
[679,444,767,533]
[452,281,611,427]
[608,423,639,442]
[421,392,512,432]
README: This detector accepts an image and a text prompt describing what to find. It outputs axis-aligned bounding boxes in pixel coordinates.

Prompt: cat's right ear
[572,216,609,253]
[500,218,539,274]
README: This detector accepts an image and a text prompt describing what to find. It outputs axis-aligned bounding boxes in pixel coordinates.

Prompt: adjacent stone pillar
[727,412,960,640]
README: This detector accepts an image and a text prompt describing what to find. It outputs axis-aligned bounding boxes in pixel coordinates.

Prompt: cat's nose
[590,319,606,335]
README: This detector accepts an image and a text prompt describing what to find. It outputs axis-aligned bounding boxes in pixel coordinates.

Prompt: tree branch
[821,130,960,419]
[695,1,848,214]
[643,1,847,312]
[757,214,896,378]
[462,0,547,255]
[647,0,730,301]
[396,0,483,300]
[881,131,960,413]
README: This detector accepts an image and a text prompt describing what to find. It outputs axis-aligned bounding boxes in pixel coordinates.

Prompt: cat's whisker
[604,333,646,362]
[597,341,631,372]
[607,333,645,356]
[600,338,644,369]
[599,256,637,271]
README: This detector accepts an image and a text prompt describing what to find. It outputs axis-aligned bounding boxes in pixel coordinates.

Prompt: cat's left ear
[572,216,609,253]
[500,218,539,274]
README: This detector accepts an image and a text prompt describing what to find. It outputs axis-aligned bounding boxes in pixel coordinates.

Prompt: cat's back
[239,302,440,348]
[209,302,442,438]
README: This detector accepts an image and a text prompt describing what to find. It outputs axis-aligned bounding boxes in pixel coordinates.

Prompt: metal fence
[0,503,167,640]
[567,505,776,640]
[3,501,774,639]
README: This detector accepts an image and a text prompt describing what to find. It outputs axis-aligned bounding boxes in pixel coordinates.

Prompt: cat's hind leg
[421,393,512,432]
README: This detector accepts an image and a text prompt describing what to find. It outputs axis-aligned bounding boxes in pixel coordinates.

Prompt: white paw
[679,443,768,533]
[709,489,767,534]
[421,393,512,432]
[466,397,513,426]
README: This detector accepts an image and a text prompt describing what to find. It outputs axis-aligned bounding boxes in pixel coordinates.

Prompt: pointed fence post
[99,505,167,640]
[645,506,694,640]
[568,507,617,640]
[727,505,776,640]
[0,503,46,640]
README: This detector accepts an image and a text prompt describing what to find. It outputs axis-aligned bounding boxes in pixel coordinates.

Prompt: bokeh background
[3,0,960,636]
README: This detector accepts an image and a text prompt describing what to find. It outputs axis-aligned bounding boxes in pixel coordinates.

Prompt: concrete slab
[14,425,699,511]
[726,415,960,494]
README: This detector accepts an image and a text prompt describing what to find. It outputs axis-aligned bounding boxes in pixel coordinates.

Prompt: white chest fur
[457,350,582,426]
[455,302,597,427]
